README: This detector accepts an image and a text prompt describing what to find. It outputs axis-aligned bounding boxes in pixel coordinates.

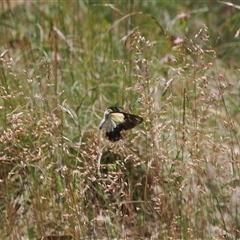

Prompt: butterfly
[99,106,143,142]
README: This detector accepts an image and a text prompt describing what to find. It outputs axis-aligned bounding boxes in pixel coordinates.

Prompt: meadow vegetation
[0,1,240,239]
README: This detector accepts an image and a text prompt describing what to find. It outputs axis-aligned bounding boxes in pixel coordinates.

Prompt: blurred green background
[0,1,240,239]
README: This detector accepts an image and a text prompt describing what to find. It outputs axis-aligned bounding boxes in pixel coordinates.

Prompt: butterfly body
[99,106,143,142]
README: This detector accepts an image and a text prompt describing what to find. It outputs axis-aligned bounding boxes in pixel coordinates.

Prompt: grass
[0,1,240,239]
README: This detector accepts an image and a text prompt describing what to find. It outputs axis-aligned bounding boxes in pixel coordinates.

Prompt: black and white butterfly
[99,106,143,142]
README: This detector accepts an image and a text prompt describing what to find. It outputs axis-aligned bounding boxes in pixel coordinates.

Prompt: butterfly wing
[100,106,143,142]
[119,113,143,130]
[104,112,125,141]
[109,106,125,112]
[106,126,122,142]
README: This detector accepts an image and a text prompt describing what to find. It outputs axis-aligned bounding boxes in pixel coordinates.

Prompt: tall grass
[0,1,240,239]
